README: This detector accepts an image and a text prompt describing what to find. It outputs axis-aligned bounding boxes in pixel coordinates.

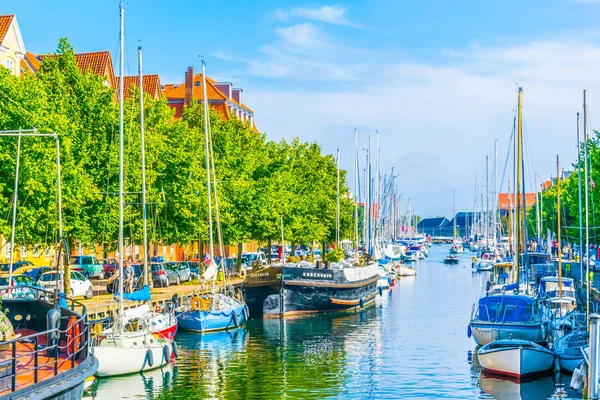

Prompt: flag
[591,178,596,189]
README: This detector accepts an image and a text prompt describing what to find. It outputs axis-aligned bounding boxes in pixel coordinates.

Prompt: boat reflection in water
[86,365,174,399]
[470,348,582,399]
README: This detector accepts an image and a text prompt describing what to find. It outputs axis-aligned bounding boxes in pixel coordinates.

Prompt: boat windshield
[477,295,538,323]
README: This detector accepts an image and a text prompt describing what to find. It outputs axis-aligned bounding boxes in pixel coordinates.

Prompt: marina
[1,1,600,399]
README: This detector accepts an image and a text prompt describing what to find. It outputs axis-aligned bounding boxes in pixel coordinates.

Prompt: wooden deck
[81,278,244,321]
[0,330,79,396]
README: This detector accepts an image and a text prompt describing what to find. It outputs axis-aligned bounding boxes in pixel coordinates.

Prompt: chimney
[184,66,194,107]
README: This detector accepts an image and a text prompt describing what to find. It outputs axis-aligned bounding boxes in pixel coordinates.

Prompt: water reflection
[90,246,587,399]
[86,365,174,399]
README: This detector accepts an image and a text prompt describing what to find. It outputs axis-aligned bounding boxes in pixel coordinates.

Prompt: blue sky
[6,0,600,217]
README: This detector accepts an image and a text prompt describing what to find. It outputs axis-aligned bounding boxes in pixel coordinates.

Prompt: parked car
[0,260,35,274]
[241,252,267,269]
[71,255,104,279]
[38,271,94,299]
[166,261,192,282]
[0,274,44,299]
[26,266,53,282]
[151,262,180,287]
[102,258,119,277]
[150,256,166,263]
[188,261,200,277]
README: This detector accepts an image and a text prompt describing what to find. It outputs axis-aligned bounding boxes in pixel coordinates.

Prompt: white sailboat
[450,189,463,254]
[92,2,173,377]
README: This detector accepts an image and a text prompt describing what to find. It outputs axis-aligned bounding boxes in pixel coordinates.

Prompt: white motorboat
[476,261,494,272]
[394,265,416,277]
[377,267,391,289]
[478,339,554,378]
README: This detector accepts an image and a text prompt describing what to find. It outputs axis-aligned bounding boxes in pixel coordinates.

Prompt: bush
[324,248,345,263]
[287,255,300,263]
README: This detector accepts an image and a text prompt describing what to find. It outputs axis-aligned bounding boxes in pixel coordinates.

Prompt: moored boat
[443,255,459,264]
[553,331,587,372]
[0,288,98,398]
[175,292,247,332]
[262,262,379,317]
[468,294,545,346]
[477,339,554,379]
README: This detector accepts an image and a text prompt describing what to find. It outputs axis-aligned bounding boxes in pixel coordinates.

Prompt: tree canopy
[0,39,353,254]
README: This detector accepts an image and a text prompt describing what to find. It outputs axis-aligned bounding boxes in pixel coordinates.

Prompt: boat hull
[242,266,282,318]
[469,322,544,346]
[478,342,554,378]
[93,344,169,377]
[176,304,247,333]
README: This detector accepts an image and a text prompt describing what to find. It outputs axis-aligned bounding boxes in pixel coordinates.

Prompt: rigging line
[498,112,516,194]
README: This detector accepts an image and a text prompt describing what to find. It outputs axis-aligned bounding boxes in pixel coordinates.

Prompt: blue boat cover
[539,277,573,296]
[115,285,151,302]
[504,282,519,291]
[477,295,535,323]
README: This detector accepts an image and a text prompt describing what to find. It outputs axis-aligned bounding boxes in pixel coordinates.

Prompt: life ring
[155,304,162,313]
[190,297,201,311]
[66,316,81,357]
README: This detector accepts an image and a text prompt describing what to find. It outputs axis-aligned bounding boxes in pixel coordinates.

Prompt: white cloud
[275,5,359,27]
[242,34,600,217]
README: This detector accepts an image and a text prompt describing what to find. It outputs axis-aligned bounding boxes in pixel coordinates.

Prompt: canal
[86,245,582,399]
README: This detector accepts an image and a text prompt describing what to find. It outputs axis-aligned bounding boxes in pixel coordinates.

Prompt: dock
[81,277,245,321]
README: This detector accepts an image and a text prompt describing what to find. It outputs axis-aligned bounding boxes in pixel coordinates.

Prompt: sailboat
[450,189,463,254]
[174,60,247,333]
[468,88,546,347]
[92,3,174,377]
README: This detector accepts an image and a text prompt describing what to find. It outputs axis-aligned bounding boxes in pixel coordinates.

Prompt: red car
[102,258,118,277]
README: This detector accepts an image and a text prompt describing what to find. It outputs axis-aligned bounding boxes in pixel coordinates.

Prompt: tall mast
[577,112,584,284]
[521,105,528,294]
[494,140,498,244]
[367,135,372,254]
[508,178,512,261]
[138,46,148,287]
[118,1,125,332]
[486,154,489,246]
[515,87,523,286]
[336,148,340,247]
[453,189,456,240]
[557,155,563,303]
[584,90,590,320]
[535,174,541,249]
[202,61,214,263]
[354,130,359,254]
[8,135,20,287]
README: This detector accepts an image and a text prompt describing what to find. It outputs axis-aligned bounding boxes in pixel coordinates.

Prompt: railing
[0,285,90,394]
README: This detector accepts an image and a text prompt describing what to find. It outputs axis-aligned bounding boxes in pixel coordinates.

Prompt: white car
[38,271,94,299]
[241,252,267,269]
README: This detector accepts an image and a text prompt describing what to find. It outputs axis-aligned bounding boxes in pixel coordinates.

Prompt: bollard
[590,314,600,399]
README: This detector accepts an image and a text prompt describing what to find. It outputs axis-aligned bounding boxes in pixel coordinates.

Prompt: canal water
[87,245,582,399]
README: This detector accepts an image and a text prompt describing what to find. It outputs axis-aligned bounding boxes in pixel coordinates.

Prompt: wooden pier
[81,278,244,321]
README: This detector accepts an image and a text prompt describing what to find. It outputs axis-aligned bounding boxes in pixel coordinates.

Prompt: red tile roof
[22,52,40,73]
[163,73,227,101]
[116,74,162,100]
[498,193,537,210]
[0,15,14,45]
[38,51,116,86]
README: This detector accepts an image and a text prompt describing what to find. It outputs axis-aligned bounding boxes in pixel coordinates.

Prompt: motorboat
[394,264,416,277]
[553,331,588,372]
[468,294,545,346]
[402,251,419,262]
[537,277,576,318]
[486,263,515,294]
[443,255,459,264]
[377,266,391,289]
[478,339,554,379]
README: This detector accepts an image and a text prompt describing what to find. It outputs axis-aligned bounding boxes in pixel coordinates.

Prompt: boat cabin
[474,295,540,324]
[487,262,516,294]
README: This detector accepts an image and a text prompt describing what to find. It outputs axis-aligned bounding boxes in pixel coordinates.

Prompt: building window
[5,59,14,74]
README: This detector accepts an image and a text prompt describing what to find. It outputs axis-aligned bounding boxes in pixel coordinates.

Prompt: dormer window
[5,59,14,75]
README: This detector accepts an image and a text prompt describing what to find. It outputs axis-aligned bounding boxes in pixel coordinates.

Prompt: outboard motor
[46,308,61,357]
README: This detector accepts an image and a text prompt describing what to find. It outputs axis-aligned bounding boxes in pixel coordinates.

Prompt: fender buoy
[162,345,171,363]
[232,312,240,327]
[145,348,154,368]
[467,324,472,338]
[172,341,179,359]
[243,305,249,320]
[378,286,383,297]
[486,281,491,292]
[66,316,81,358]
[359,298,365,308]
